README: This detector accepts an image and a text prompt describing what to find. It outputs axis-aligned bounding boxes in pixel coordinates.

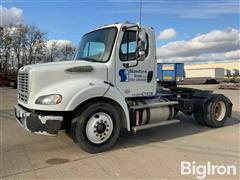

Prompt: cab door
[115,28,156,98]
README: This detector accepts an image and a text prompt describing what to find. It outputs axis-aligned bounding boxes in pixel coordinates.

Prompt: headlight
[35,94,62,105]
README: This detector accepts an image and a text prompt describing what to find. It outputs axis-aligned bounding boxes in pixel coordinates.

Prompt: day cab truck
[15,23,232,153]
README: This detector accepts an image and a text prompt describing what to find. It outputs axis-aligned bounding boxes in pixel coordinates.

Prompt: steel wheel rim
[86,112,113,144]
[214,101,226,121]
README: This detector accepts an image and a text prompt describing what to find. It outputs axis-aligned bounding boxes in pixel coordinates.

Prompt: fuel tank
[129,98,175,126]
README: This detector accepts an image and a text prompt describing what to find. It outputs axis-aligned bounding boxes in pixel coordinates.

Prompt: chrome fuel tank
[129,98,175,126]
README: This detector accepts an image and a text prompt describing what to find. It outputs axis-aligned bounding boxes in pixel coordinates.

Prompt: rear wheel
[204,95,231,127]
[73,102,121,153]
[194,94,232,128]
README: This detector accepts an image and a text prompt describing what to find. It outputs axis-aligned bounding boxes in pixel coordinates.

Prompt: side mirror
[139,29,146,42]
[137,29,147,61]
[138,50,145,61]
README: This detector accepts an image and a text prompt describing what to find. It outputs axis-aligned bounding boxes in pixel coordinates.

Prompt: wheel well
[71,97,128,129]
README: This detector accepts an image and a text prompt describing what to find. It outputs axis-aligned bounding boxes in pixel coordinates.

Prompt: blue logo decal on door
[119,69,127,82]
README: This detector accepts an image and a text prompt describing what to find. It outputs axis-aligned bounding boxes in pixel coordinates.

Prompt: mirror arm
[121,24,142,67]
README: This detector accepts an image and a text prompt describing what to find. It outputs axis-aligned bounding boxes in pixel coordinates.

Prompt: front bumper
[14,104,63,136]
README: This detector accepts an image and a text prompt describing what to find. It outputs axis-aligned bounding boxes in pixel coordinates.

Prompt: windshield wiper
[81,57,98,62]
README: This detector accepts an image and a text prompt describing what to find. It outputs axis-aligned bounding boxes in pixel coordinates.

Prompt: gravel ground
[0,85,239,179]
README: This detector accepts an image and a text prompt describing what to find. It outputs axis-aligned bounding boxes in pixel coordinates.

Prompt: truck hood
[18,60,108,107]
[20,60,105,71]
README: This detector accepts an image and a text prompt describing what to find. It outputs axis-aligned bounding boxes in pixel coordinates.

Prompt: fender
[65,82,109,111]
[103,86,130,131]
[67,84,130,130]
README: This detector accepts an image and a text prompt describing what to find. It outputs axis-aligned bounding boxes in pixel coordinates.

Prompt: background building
[184,61,240,70]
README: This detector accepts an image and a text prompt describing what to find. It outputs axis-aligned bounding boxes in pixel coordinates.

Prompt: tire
[193,98,207,125]
[73,101,121,153]
[204,94,231,128]
[194,94,232,128]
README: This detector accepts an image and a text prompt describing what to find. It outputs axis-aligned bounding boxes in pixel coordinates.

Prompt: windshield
[75,27,117,62]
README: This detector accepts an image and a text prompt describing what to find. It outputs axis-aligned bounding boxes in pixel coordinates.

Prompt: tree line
[0,24,76,76]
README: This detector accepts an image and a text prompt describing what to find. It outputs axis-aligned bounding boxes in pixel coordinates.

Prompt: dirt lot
[0,85,239,179]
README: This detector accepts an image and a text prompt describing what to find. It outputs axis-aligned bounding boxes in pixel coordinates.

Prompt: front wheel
[73,102,121,153]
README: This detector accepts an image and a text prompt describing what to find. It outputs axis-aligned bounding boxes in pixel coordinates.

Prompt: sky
[0,0,240,64]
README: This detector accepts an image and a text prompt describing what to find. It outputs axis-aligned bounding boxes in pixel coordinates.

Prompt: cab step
[132,119,180,132]
[130,101,178,110]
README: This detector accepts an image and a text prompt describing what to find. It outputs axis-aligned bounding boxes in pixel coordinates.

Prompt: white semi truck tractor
[15,23,232,153]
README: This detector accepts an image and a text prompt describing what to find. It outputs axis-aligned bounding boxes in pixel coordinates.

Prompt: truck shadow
[116,111,240,150]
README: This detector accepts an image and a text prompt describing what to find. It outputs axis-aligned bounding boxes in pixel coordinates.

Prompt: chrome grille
[18,72,29,103]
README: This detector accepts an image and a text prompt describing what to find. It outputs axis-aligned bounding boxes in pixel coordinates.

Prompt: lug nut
[95,114,99,118]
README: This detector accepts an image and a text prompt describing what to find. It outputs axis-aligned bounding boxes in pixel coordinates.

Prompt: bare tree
[61,43,76,60]
[47,41,59,62]
[25,26,46,64]
[44,40,76,62]
[11,24,28,69]
[0,26,4,70]
[0,24,76,72]
[0,26,13,75]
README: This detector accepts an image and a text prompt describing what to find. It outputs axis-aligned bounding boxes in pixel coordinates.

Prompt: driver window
[120,31,137,61]
[120,30,149,61]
